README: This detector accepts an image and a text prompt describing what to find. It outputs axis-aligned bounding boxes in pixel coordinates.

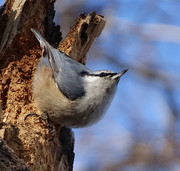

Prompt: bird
[25,29,128,129]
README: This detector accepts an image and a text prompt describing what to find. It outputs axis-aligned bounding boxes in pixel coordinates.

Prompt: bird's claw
[47,124,56,141]
[24,112,56,140]
[24,113,40,120]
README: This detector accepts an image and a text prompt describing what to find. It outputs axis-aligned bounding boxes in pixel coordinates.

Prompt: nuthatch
[26,29,127,128]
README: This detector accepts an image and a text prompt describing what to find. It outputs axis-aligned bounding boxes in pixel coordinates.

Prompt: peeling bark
[0,0,106,170]
[0,138,30,171]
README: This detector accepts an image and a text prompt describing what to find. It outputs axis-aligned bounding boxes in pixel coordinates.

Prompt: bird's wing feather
[31,29,90,100]
[49,48,90,100]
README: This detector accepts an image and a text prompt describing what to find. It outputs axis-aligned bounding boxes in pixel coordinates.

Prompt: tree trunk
[0,0,106,170]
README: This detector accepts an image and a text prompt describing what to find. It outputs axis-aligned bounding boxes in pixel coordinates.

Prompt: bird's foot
[41,113,56,141]
[24,112,40,120]
[24,112,56,141]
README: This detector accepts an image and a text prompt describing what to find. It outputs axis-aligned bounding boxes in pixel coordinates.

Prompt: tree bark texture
[0,0,106,170]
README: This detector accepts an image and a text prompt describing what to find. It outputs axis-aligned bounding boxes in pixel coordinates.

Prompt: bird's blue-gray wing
[31,29,90,100]
[49,48,91,100]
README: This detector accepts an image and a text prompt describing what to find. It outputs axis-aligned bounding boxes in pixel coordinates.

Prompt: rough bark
[0,0,106,170]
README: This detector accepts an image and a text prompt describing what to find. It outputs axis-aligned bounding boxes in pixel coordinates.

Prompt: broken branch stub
[58,11,106,64]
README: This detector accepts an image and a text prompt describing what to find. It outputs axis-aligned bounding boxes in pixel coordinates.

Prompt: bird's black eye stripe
[99,73,104,77]
[99,72,117,77]
[80,71,117,77]
[80,71,90,76]
[99,72,107,77]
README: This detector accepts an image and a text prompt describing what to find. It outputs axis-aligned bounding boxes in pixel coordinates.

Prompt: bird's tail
[31,28,60,75]
[31,28,50,52]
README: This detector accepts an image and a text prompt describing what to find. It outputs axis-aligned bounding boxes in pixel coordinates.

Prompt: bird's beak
[112,69,128,80]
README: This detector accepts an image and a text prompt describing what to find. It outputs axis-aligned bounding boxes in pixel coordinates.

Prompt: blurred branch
[106,16,180,43]
[102,141,180,171]
[101,53,179,85]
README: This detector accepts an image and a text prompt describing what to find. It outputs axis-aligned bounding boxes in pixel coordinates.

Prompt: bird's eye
[99,72,117,77]
[99,72,105,77]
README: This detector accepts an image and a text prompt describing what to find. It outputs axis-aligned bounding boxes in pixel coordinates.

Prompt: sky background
[1,0,180,171]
